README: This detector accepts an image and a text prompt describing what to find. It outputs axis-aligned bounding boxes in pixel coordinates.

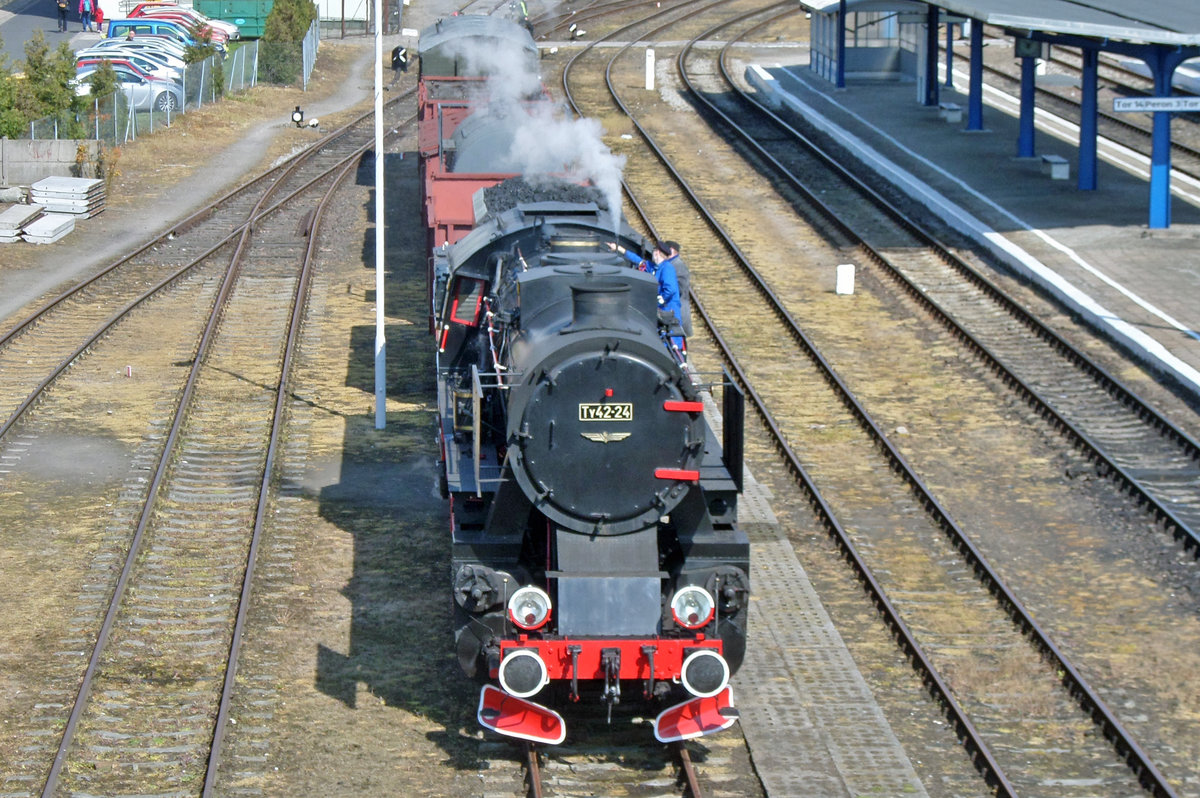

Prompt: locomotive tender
[418,14,750,745]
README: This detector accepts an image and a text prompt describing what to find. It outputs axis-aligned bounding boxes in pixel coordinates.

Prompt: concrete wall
[1,139,101,187]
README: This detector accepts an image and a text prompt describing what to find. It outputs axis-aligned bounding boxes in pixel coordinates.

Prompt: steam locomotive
[418,14,749,745]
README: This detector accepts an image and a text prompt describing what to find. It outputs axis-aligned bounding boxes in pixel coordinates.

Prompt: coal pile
[482,177,607,216]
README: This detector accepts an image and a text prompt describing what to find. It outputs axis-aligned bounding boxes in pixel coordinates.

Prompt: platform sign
[1113,97,1200,113]
[1014,37,1044,59]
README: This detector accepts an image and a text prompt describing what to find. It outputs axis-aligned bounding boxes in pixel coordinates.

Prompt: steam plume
[446,16,626,229]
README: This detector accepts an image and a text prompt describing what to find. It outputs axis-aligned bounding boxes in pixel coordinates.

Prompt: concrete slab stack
[21,213,76,245]
[0,204,44,244]
[29,176,106,218]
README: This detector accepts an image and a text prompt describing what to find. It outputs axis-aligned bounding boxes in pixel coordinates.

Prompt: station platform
[747,57,1200,403]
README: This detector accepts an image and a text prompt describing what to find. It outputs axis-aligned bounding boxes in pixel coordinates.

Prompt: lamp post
[373,0,386,429]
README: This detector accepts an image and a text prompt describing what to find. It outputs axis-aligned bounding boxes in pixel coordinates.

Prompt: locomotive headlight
[670,586,715,630]
[508,586,552,631]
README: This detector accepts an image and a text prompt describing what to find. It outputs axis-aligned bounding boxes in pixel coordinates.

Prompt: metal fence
[258,21,320,89]
[23,30,317,144]
[27,90,176,146]
[301,20,319,90]
[179,42,264,108]
[225,40,259,93]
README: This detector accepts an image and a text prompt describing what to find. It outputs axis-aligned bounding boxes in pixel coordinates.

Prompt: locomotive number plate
[578,402,633,421]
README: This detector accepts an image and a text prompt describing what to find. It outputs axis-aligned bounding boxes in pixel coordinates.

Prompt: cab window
[449,277,485,326]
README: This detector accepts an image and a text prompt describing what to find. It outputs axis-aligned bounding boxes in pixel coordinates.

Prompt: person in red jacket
[78,0,94,32]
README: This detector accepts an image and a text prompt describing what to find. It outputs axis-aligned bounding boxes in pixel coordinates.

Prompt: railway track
[516,732,727,797]
[0,90,415,441]
[562,0,1200,794]
[5,2,1197,794]
[466,701,756,798]
[712,23,1200,535]
[565,1,950,794]
[0,95,414,794]
[713,7,1199,794]
[705,20,1200,553]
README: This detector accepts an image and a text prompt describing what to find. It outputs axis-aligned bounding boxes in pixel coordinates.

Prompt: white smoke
[453,41,544,105]
[505,104,626,231]
[445,16,627,230]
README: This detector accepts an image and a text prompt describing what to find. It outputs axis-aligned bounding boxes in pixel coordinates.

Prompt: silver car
[75,64,185,114]
[85,36,189,64]
[81,40,187,72]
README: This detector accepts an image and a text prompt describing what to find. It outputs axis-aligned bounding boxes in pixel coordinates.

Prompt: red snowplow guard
[478,685,566,745]
[653,687,738,743]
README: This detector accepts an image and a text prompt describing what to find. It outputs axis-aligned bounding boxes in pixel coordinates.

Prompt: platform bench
[938,102,962,123]
[1041,153,1070,180]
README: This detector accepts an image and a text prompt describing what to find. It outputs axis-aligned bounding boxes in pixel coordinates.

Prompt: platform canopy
[931,0,1200,46]
[796,0,1200,227]
[796,0,1200,44]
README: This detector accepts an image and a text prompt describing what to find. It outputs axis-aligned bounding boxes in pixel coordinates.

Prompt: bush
[259,40,302,84]
[260,0,315,85]
[183,23,225,99]
[0,37,23,138]
[264,0,316,40]
[86,60,119,100]
[183,21,219,65]
[20,32,85,121]
[0,31,88,137]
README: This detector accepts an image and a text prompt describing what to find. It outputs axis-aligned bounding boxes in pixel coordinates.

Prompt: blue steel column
[944,17,954,87]
[924,4,938,106]
[967,20,983,130]
[1078,48,1098,190]
[1017,54,1035,156]
[1149,108,1172,227]
[836,0,846,89]
[1147,46,1181,229]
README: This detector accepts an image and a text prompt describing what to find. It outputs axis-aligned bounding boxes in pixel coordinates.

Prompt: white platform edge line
[766,69,1200,397]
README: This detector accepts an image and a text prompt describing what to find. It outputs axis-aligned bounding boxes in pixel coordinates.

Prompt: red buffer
[653,687,738,743]
[478,685,567,745]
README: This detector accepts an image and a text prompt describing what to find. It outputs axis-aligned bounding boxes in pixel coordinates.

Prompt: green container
[195,0,272,39]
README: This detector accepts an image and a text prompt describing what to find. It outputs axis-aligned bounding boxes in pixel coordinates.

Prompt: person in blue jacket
[607,239,685,355]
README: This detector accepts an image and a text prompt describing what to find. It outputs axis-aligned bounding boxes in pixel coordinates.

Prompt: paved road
[1,0,104,68]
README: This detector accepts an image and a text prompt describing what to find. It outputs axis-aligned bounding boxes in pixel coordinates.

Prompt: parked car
[129,3,239,41]
[87,35,189,64]
[89,30,189,54]
[106,18,226,53]
[79,41,186,74]
[130,9,229,44]
[75,52,183,82]
[75,63,184,113]
[76,56,175,84]
[130,2,239,37]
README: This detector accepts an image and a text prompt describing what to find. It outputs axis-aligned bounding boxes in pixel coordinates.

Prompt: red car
[128,3,236,41]
[75,56,179,84]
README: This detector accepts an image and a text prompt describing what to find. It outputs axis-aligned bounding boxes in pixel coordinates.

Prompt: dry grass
[0,39,375,276]
[106,39,375,208]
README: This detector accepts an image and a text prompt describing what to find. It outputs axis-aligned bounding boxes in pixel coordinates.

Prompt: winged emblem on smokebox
[581,430,632,444]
